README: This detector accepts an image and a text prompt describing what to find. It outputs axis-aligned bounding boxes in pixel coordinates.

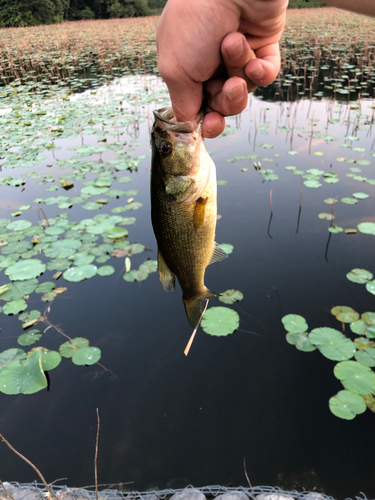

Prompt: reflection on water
[0,75,375,499]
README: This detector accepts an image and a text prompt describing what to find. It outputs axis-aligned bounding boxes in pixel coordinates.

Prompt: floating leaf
[201,307,239,336]
[40,350,61,371]
[97,265,115,276]
[5,259,46,281]
[286,332,316,352]
[346,268,373,284]
[0,351,47,395]
[365,280,375,296]
[309,327,355,361]
[59,337,89,358]
[352,192,369,200]
[17,329,42,346]
[331,306,359,323]
[318,213,334,220]
[304,180,322,188]
[106,227,128,239]
[72,346,101,365]
[341,197,358,205]
[329,225,343,233]
[0,349,26,371]
[219,289,244,304]
[3,299,27,315]
[6,220,32,231]
[357,222,375,235]
[329,390,366,420]
[355,348,375,367]
[281,314,308,333]
[334,360,375,395]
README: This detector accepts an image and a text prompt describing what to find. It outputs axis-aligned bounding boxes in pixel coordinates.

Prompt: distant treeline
[0,0,167,27]
[0,0,328,28]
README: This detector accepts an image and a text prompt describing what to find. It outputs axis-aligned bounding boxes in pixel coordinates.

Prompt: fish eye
[159,141,172,156]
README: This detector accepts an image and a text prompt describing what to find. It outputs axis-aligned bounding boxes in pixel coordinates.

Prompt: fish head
[151,108,214,204]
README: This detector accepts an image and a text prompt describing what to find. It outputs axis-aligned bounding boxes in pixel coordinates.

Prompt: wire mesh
[0,482,371,500]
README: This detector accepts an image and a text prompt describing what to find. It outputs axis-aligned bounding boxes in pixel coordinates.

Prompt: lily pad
[334,360,375,395]
[17,329,42,346]
[97,265,115,276]
[353,192,369,200]
[5,259,46,281]
[59,337,90,358]
[72,346,101,365]
[3,299,27,315]
[0,349,26,371]
[331,306,359,323]
[219,289,244,304]
[309,327,355,361]
[281,314,308,333]
[346,268,373,284]
[286,332,316,352]
[329,390,366,420]
[201,307,239,336]
[366,280,375,296]
[0,351,47,395]
[354,348,375,367]
[357,222,375,235]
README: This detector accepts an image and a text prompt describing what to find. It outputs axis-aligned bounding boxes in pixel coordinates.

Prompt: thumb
[165,77,204,123]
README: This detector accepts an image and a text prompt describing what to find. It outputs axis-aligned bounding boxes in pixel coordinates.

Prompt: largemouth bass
[150,107,227,327]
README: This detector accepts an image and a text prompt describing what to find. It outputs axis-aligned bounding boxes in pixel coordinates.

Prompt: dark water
[1,81,375,499]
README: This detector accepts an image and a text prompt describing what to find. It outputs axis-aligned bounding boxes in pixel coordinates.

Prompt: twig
[243,457,255,499]
[49,479,67,486]
[78,482,134,490]
[184,299,209,356]
[0,433,58,500]
[0,479,16,500]
[95,409,100,500]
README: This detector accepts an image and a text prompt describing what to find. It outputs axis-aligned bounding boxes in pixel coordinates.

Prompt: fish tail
[183,288,217,328]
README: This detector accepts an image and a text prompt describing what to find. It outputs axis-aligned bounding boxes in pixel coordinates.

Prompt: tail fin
[183,289,217,328]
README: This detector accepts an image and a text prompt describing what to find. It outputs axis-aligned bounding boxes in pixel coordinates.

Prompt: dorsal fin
[208,242,228,266]
[157,249,175,291]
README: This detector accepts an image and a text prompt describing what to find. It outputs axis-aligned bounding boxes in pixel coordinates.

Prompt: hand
[157,0,288,138]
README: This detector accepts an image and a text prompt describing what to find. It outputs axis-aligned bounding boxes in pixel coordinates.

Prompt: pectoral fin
[193,197,208,231]
[208,242,228,265]
[157,250,175,291]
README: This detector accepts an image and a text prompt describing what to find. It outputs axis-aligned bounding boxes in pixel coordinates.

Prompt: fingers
[204,76,248,117]
[202,112,226,139]
[245,42,281,87]
[221,32,257,92]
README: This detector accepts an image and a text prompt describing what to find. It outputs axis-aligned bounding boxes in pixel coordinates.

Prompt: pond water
[0,71,375,500]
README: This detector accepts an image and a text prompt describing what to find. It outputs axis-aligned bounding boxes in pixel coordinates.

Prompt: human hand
[157,0,288,138]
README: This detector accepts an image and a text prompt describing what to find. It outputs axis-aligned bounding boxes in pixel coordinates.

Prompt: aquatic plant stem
[95,409,100,500]
[0,433,58,500]
[243,457,255,499]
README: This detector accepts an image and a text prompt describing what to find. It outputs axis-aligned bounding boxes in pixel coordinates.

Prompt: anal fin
[157,249,175,291]
[208,242,228,265]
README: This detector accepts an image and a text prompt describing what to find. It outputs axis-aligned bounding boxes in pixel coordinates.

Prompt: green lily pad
[350,319,375,338]
[334,360,375,395]
[341,197,358,205]
[331,306,359,323]
[329,390,367,420]
[59,337,90,358]
[3,299,27,315]
[63,264,97,282]
[17,329,42,346]
[357,222,375,235]
[201,307,239,336]
[355,348,375,367]
[0,349,26,371]
[304,180,322,188]
[281,314,308,333]
[366,280,375,296]
[353,192,369,200]
[35,282,56,293]
[219,289,244,304]
[286,332,316,352]
[346,268,373,284]
[5,259,46,281]
[328,225,343,233]
[318,213,334,220]
[309,327,355,361]
[97,265,115,276]
[0,351,47,395]
[106,227,128,239]
[6,220,32,231]
[40,350,61,371]
[72,346,101,365]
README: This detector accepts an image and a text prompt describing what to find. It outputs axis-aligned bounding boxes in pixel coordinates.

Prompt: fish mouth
[153,108,203,134]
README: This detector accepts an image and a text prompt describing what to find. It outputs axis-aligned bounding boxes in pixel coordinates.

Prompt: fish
[150,107,227,328]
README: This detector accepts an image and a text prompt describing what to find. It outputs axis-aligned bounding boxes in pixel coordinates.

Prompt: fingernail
[225,38,244,61]
[249,63,266,81]
[227,84,245,103]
